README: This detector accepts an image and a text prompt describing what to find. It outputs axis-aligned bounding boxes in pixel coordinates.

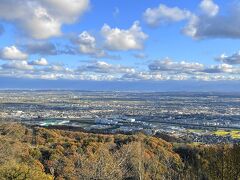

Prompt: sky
[0,0,240,90]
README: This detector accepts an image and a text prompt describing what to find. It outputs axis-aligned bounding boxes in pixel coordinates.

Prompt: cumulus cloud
[184,1,240,39]
[203,64,233,73]
[0,46,28,60]
[78,61,135,74]
[203,64,240,74]
[101,21,148,51]
[0,58,240,81]
[143,1,240,40]
[75,31,106,57]
[143,4,192,26]
[77,31,97,54]
[75,61,137,81]
[148,59,204,73]
[44,64,72,73]
[72,31,122,59]
[184,12,240,39]
[148,59,240,78]
[199,0,219,17]
[0,0,89,39]
[122,71,191,81]
[182,15,199,38]
[122,71,164,81]
[216,52,240,65]
[194,75,240,81]
[29,58,48,66]
[2,61,33,70]
[22,41,57,55]
[0,55,239,82]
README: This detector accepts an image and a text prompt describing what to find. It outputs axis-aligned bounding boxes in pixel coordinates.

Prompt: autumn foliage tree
[0,123,239,180]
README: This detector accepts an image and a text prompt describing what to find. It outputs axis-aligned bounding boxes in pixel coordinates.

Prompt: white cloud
[0,54,240,81]
[143,4,192,26]
[216,52,240,65]
[45,64,71,73]
[22,41,57,55]
[0,0,89,39]
[73,31,122,59]
[0,58,240,81]
[101,21,148,51]
[193,74,240,81]
[122,71,189,81]
[199,0,219,17]
[40,0,89,23]
[2,61,33,70]
[184,12,240,39]
[76,31,105,57]
[28,7,61,39]
[78,61,135,74]
[122,71,164,81]
[184,2,240,39]
[0,46,28,60]
[78,31,96,54]
[182,15,199,38]
[203,64,238,74]
[143,2,240,40]
[148,58,240,80]
[148,59,204,73]
[29,58,48,66]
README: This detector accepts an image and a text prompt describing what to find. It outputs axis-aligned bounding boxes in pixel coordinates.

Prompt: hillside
[0,123,239,180]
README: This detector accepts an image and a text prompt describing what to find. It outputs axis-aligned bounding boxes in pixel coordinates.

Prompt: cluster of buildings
[0,91,240,143]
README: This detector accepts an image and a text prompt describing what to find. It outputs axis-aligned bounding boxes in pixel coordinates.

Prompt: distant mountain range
[1,77,240,92]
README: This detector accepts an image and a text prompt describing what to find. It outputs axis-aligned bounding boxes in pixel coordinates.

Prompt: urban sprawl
[0,91,240,144]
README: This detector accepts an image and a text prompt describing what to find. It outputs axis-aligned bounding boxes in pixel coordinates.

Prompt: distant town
[1,90,240,144]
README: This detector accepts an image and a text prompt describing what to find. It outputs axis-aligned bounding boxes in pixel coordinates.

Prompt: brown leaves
[0,123,183,179]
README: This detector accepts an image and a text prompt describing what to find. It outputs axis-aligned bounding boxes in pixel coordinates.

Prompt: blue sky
[0,0,240,90]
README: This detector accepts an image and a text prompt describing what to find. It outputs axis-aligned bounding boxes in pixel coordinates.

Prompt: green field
[214,130,240,139]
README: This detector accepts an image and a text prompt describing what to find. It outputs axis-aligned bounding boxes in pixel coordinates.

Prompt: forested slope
[0,123,239,180]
